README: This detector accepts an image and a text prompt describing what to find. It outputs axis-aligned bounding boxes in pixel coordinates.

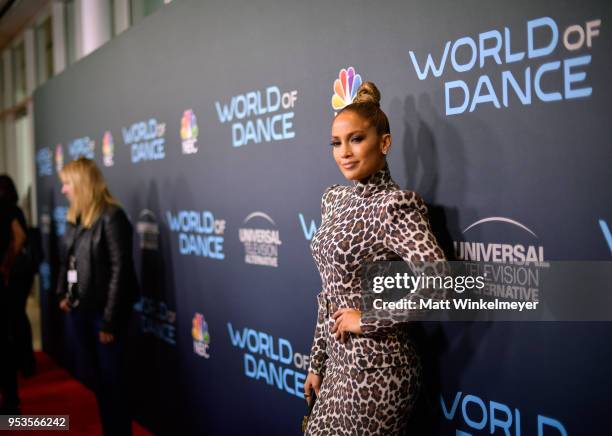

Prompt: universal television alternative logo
[180,109,199,154]
[102,131,114,167]
[192,313,210,358]
[239,212,282,267]
[136,210,160,251]
[454,216,549,303]
[40,212,51,235]
[331,66,362,111]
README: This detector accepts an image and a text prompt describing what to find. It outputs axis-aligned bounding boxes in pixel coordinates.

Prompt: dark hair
[0,174,18,205]
[337,81,390,136]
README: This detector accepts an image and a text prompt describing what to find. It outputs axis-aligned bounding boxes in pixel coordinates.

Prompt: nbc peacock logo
[102,131,114,167]
[331,66,362,112]
[192,312,211,358]
[54,144,63,173]
[180,109,199,154]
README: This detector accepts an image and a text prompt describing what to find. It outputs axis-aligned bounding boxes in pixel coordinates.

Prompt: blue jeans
[70,309,131,436]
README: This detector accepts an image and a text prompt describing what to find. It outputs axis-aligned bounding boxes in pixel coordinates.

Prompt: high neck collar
[353,163,396,197]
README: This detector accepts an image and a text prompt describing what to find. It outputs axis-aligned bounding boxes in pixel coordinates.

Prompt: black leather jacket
[56,205,139,334]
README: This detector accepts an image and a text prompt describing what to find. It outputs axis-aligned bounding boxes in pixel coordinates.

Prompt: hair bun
[353,81,381,106]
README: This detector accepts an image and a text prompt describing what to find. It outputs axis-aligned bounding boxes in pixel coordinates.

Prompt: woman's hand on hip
[304,372,322,406]
[331,308,362,342]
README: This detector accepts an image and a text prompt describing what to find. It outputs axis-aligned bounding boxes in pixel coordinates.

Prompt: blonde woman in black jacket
[56,157,138,436]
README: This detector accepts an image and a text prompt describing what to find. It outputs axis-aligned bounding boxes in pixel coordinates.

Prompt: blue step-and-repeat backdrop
[34,0,612,434]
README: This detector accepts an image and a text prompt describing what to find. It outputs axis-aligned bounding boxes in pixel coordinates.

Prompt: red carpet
[7,352,152,435]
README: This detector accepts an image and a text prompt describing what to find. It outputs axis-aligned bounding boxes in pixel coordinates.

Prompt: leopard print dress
[306,163,445,436]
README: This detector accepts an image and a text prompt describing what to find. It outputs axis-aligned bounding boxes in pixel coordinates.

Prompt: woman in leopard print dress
[304,82,446,436]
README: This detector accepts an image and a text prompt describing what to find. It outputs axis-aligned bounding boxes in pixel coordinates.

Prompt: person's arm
[305,186,342,400]
[0,219,26,284]
[307,185,340,375]
[359,190,447,336]
[308,291,329,376]
[10,218,26,256]
[304,290,327,402]
[55,224,74,311]
[101,208,134,335]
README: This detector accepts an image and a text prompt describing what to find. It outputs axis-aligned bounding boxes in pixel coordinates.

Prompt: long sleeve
[55,224,75,298]
[101,208,136,333]
[56,261,68,298]
[307,185,339,375]
[360,190,447,336]
[308,291,328,376]
[0,219,26,283]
